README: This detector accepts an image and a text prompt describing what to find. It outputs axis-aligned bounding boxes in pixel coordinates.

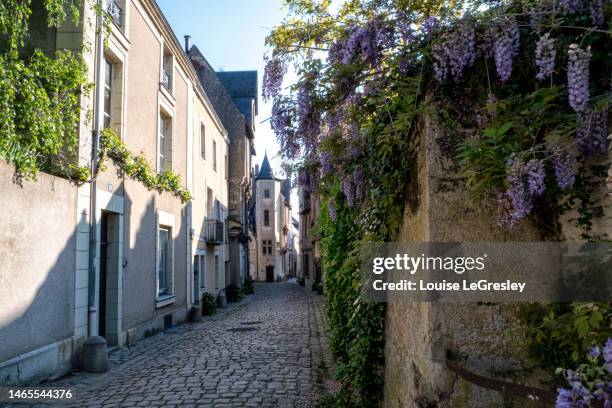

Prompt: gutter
[87,0,106,337]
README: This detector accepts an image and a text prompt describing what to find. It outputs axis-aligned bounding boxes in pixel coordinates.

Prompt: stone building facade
[0,0,240,385]
[187,45,257,290]
[382,106,612,407]
[297,187,321,288]
[248,155,293,282]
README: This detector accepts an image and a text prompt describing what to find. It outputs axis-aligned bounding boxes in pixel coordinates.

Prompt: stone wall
[383,113,557,407]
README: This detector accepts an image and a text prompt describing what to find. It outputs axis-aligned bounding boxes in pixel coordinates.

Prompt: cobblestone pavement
[36,282,327,408]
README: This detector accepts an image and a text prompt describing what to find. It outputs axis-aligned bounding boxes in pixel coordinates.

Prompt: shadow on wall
[0,167,79,385]
[121,186,189,333]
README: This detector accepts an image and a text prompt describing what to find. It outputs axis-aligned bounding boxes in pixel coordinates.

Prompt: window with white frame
[200,124,206,159]
[213,140,217,172]
[194,254,205,291]
[157,226,172,297]
[162,47,173,91]
[103,59,113,129]
[158,113,172,172]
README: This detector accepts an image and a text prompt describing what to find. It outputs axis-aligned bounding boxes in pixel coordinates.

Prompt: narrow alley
[42,283,328,408]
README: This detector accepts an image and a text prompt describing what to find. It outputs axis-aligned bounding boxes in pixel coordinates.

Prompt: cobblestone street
[41,282,328,408]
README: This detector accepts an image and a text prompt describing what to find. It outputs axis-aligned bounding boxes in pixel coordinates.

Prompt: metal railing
[162,69,172,90]
[106,0,122,26]
[205,219,224,245]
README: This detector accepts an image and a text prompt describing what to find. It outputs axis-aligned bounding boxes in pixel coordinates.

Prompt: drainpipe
[87,0,106,337]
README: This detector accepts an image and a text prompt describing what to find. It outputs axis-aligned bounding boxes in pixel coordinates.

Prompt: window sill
[156,294,175,309]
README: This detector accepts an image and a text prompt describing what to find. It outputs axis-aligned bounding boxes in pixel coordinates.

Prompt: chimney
[184,35,191,53]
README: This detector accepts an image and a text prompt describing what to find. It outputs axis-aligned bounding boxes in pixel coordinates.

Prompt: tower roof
[256,154,274,180]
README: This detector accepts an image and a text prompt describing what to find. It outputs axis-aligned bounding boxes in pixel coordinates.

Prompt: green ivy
[100,130,191,203]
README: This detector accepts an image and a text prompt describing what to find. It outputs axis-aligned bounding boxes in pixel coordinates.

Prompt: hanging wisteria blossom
[525,159,546,196]
[262,57,286,102]
[567,44,591,113]
[432,41,449,81]
[561,0,583,14]
[590,0,604,27]
[494,31,514,81]
[296,75,321,156]
[501,155,549,225]
[552,150,575,190]
[341,175,355,208]
[328,199,337,221]
[270,98,300,160]
[422,16,439,35]
[576,109,609,156]
[535,33,556,80]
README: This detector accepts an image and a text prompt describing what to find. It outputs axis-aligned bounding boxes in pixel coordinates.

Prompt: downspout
[88,0,106,337]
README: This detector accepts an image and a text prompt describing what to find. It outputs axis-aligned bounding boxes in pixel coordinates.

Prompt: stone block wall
[383,113,554,407]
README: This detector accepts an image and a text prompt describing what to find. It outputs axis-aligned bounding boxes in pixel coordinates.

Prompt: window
[162,49,173,91]
[157,227,171,296]
[225,154,228,180]
[103,59,113,129]
[262,240,273,255]
[264,188,270,198]
[264,210,270,226]
[214,255,220,290]
[194,254,205,290]
[213,140,217,171]
[159,114,172,172]
[200,124,206,159]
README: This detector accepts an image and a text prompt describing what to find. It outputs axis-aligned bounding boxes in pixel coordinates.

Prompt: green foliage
[519,302,612,372]
[201,293,217,316]
[99,130,191,203]
[242,276,254,295]
[226,284,243,303]
[0,0,89,181]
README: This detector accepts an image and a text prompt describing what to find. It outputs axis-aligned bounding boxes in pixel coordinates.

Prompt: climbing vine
[0,0,190,202]
[266,0,611,405]
[100,130,191,203]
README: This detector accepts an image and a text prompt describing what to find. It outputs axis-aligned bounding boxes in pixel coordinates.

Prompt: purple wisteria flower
[604,338,612,373]
[591,346,602,358]
[526,159,546,196]
[561,0,583,14]
[298,169,311,193]
[590,0,604,27]
[494,16,520,82]
[328,41,345,65]
[270,98,300,160]
[328,199,337,221]
[494,31,514,81]
[576,109,608,156]
[505,156,534,222]
[535,33,556,80]
[341,175,355,208]
[396,10,414,43]
[432,41,449,81]
[342,17,393,68]
[431,21,475,82]
[320,151,332,177]
[553,150,576,190]
[296,75,321,156]
[262,57,286,102]
[567,44,591,113]
[422,16,439,35]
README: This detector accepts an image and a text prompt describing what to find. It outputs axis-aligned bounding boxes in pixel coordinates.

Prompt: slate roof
[216,71,258,123]
[256,154,274,180]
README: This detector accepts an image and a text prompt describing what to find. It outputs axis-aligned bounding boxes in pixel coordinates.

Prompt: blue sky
[157,0,287,177]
